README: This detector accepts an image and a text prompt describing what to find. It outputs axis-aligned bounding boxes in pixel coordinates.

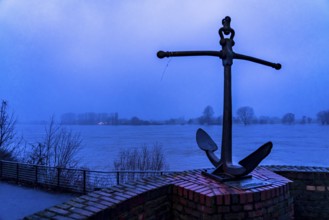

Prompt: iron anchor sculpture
[157,16,281,180]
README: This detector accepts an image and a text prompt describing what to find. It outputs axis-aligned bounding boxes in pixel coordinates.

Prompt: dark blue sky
[1,1,329,121]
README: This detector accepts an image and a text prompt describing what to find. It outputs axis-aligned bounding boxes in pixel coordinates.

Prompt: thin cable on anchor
[160,57,172,81]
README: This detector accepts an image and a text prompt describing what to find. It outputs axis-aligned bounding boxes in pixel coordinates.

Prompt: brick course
[25,167,293,219]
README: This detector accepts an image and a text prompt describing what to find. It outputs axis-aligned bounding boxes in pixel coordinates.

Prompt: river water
[17,124,329,171]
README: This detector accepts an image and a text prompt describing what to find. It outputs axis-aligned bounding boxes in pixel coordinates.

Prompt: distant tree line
[235,107,314,125]
[61,112,119,125]
[60,105,328,126]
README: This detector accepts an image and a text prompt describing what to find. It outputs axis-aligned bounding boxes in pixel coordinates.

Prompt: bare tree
[200,105,215,125]
[24,117,83,188]
[0,100,21,160]
[236,106,255,125]
[317,110,329,125]
[27,116,82,168]
[282,113,295,125]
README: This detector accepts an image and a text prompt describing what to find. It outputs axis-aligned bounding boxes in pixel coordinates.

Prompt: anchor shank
[221,65,233,165]
[234,53,281,70]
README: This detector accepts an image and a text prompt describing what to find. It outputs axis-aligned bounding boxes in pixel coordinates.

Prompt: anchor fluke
[238,141,273,172]
[196,128,218,151]
[196,128,222,167]
[205,140,273,179]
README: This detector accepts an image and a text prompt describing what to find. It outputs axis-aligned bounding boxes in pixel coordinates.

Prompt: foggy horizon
[16,107,318,124]
[1,1,329,123]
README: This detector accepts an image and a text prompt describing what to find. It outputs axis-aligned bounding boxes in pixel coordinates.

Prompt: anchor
[157,16,281,181]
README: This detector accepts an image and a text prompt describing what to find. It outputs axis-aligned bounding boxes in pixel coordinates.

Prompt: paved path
[0,182,74,220]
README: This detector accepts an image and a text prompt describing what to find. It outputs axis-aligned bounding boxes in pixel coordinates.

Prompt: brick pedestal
[171,167,293,219]
[25,167,293,220]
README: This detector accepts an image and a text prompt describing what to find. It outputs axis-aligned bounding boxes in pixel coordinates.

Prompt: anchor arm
[157,50,222,59]
[234,53,281,70]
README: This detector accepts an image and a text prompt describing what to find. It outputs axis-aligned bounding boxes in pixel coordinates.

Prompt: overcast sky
[1,1,329,122]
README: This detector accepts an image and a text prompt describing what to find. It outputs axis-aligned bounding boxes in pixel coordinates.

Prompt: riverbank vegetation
[1,99,328,172]
[0,101,82,170]
[0,100,169,175]
[60,105,325,126]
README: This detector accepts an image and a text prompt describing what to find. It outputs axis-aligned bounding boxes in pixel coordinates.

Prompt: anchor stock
[157,51,281,69]
[157,50,222,59]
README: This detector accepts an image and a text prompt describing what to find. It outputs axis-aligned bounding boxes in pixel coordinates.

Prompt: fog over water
[1,1,329,122]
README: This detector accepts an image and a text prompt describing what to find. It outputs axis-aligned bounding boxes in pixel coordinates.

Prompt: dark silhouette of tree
[300,115,312,124]
[317,110,329,125]
[236,106,254,125]
[282,113,295,124]
[0,100,21,161]
[130,116,143,125]
[200,105,215,125]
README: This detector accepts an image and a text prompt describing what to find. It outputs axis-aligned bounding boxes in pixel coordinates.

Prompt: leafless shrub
[26,116,82,187]
[27,116,81,168]
[113,143,168,183]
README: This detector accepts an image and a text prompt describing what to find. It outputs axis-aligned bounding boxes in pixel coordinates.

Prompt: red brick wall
[266,165,329,220]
